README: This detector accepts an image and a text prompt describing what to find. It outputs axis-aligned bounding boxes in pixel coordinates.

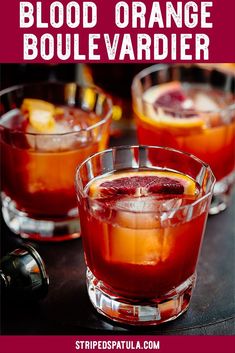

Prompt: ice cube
[108,222,174,265]
[107,225,163,265]
[115,195,182,213]
[26,122,79,151]
[115,196,157,212]
[194,92,219,112]
[115,195,182,230]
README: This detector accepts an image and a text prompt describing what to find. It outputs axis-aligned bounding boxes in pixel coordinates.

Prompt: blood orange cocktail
[132,65,235,214]
[0,83,112,241]
[76,146,215,325]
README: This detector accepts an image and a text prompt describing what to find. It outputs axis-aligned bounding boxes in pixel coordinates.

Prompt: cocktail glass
[75,145,215,326]
[0,82,112,241]
[132,64,235,214]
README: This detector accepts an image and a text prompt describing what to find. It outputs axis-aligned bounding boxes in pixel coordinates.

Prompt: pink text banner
[0,336,235,353]
[0,0,235,63]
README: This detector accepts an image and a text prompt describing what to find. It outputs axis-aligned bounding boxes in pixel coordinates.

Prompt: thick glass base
[87,269,196,326]
[209,171,234,215]
[2,194,80,242]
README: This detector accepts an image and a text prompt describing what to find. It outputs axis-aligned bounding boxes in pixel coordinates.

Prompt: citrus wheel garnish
[28,110,56,132]
[92,171,197,265]
[138,81,206,134]
[21,98,55,114]
[89,171,197,198]
[21,98,56,132]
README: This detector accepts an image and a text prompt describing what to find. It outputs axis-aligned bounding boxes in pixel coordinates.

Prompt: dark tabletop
[1,131,235,335]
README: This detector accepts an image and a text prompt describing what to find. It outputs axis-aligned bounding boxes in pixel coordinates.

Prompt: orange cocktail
[132,65,235,214]
[76,146,215,325]
[0,83,112,241]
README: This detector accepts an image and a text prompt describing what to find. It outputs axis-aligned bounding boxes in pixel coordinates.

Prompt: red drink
[2,108,105,217]
[0,83,112,241]
[76,146,215,325]
[81,171,204,299]
[132,65,235,214]
[135,83,235,181]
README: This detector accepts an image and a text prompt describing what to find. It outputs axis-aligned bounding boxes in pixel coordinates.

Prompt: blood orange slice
[139,81,205,134]
[89,170,197,198]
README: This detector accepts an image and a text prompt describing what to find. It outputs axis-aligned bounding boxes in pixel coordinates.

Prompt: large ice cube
[115,195,182,213]
[194,92,219,112]
[106,222,174,265]
[114,195,182,230]
[26,122,90,152]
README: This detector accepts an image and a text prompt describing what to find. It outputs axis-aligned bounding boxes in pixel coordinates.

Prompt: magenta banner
[0,0,235,62]
[0,336,235,353]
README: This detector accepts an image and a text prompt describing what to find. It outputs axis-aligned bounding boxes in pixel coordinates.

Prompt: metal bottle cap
[0,244,49,299]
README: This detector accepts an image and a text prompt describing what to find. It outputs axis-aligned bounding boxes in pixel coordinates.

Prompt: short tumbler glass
[0,82,112,241]
[132,64,235,214]
[76,145,215,326]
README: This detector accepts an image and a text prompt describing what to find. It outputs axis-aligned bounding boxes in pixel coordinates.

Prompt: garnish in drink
[76,146,215,325]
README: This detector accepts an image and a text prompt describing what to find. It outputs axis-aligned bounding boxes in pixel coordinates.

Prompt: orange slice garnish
[21,98,55,114]
[21,98,56,133]
[89,171,197,198]
[136,81,206,135]
[28,110,55,132]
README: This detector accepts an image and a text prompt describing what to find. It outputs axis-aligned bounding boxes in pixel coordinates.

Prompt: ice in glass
[132,65,235,214]
[0,83,112,241]
[76,146,215,325]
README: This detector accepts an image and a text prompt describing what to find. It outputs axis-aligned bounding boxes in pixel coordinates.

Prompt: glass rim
[131,63,235,115]
[75,145,216,215]
[0,81,113,136]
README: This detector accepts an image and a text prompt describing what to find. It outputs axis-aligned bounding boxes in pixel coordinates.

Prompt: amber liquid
[79,170,207,299]
[135,86,235,181]
[1,108,110,218]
